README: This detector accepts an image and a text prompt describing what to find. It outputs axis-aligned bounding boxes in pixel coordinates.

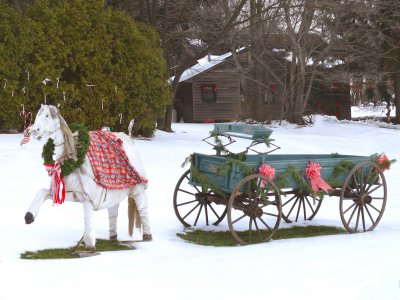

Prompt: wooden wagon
[173,123,388,245]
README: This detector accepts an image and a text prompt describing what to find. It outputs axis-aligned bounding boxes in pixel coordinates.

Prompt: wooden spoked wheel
[281,189,323,223]
[173,170,227,227]
[339,161,387,233]
[227,174,282,245]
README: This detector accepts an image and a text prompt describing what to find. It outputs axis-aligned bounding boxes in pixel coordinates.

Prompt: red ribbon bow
[376,154,390,172]
[259,164,275,185]
[45,162,66,204]
[305,161,332,193]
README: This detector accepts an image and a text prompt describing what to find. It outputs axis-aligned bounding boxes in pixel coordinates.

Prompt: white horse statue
[24,104,152,251]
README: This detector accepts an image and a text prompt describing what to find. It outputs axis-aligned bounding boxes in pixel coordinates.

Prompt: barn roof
[172,48,245,83]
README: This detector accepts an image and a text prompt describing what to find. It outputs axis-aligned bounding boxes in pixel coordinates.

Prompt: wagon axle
[356,193,372,204]
[245,205,264,219]
[195,193,226,206]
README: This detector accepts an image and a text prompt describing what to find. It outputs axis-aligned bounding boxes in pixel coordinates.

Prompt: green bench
[203,123,278,155]
[213,123,273,143]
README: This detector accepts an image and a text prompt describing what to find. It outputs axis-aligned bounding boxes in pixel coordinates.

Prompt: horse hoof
[110,235,118,241]
[142,233,153,241]
[86,247,96,253]
[24,212,34,224]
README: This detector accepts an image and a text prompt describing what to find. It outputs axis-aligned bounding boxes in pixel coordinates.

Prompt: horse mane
[58,113,78,163]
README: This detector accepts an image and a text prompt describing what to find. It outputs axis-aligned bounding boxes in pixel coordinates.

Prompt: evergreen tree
[0,0,37,130]
[0,0,170,135]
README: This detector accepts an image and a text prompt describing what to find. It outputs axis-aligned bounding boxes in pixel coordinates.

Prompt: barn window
[201,84,217,102]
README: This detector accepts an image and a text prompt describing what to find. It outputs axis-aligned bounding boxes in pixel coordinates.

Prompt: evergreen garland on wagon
[42,124,90,177]
[183,149,372,200]
[190,166,228,198]
[326,160,354,187]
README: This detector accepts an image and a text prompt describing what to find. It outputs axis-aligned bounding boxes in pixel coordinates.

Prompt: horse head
[31,104,61,141]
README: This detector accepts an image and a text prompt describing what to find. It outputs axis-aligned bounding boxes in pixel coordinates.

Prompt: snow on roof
[319,59,345,68]
[171,48,245,83]
[283,51,344,68]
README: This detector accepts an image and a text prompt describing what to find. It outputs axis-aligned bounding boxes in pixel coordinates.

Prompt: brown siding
[309,87,351,120]
[176,49,287,122]
[175,82,193,122]
[191,65,241,121]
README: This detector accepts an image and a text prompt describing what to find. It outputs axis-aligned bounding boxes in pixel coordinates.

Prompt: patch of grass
[20,239,135,259]
[272,225,346,240]
[177,226,347,246]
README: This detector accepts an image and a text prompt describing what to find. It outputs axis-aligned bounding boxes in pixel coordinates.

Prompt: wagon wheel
[339,161,387,233]
[227,174,282,245]
[281,189,323,223]
[173,170,227,227]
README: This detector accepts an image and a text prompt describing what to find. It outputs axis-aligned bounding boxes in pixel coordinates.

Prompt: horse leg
[134,191,152,240]
[25,188,52,224]
[108,204,119,241]
[83,202,96,251]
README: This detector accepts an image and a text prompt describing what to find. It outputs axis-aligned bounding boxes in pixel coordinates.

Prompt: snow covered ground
[1,113,400,300]
[351,103,395,119]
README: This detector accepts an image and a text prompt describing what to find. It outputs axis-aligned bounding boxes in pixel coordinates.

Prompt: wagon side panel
[190,153,231,192]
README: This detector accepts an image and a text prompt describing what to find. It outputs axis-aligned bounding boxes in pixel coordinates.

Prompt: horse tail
[128,196,141,236]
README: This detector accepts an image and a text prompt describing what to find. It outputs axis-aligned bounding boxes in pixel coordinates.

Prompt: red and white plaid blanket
[87,130,148,189]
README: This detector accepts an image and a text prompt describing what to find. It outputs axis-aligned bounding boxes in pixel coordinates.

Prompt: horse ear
[49,105,59,118]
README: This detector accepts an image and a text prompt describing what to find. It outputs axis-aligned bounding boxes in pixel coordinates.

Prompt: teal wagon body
[174,123,388,245]
[190,152,377,193]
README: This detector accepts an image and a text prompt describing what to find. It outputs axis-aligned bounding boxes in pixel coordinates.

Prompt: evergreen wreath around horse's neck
[42,123,90,177]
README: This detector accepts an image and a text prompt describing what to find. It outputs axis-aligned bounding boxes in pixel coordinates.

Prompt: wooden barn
[173,50,248,123]
[173,46,351,123]
[309,82,352,120]
[172,47,291,123]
